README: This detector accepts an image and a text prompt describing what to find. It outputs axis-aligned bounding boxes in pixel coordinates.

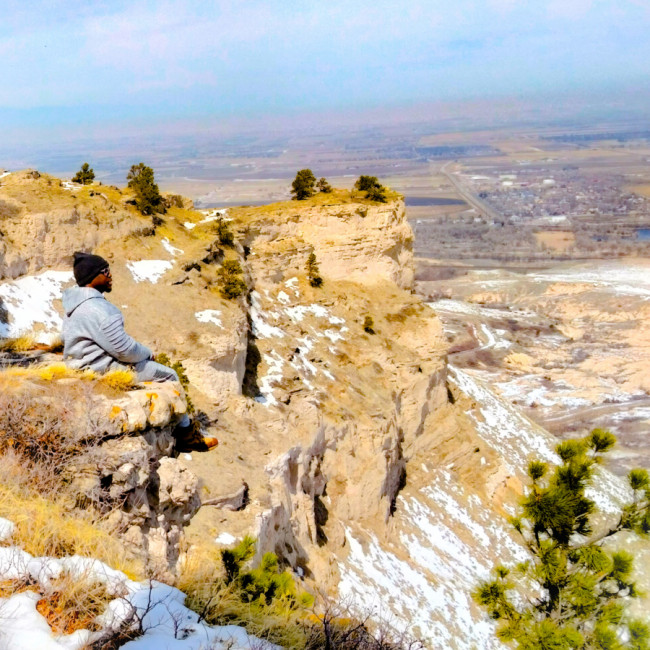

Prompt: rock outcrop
[1,373,200,577]
[242,199,414,289]
[0,172,149,280]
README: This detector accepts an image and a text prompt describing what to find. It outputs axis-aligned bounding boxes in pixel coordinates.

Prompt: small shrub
[72,163,95,185]
[316,177,332,193]
[354,175,379,193]
[363,316,375,335]
[217,259,247,300]
[178,538,314,648]
[214,217,235,247]
[0,390,91,484]
[366,184,387,203]
[306,253,323,288]
[38,362,77,381]
[154,353,194,413]
[474,429,650,648]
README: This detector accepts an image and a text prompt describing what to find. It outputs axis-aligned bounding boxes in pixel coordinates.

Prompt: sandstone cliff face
[194,197,454,589]
[0,172,150,280]
[242,199,414,289]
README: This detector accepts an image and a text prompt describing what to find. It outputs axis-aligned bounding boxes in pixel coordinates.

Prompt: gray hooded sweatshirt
[62,286,152,373]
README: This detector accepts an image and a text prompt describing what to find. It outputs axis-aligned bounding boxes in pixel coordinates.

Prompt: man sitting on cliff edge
[62,251,217,452]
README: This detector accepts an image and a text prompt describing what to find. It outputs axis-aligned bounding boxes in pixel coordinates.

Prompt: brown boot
[173,420,218,453]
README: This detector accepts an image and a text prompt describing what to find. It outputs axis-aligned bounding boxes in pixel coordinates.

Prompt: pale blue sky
[1,0,649,131]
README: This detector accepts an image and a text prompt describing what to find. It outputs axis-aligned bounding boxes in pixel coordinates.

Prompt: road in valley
[439,162,505,223]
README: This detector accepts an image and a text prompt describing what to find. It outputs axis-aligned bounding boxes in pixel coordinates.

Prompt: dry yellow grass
[0,479,142,579]
[36,574,112,635]
[37,362,79,381]
[229,188,402,227]
[0,363,137,392]
[97,368,135,391]
[0,335,36,352]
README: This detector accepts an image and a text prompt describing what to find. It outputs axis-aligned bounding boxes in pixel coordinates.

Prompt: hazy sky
[1,0,649,130]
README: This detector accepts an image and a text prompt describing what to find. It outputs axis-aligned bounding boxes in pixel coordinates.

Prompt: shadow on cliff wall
[242,322,262,399]
[0,297,8,336]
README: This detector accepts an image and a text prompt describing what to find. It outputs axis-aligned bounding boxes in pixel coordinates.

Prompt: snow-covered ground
[126,260,173,283]
[0,271,74,342]
[161,238,184,257]
[195,309,223,328]
[0,517,279,650]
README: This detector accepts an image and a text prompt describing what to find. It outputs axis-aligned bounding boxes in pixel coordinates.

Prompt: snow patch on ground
[183,222,196,230]
[126,260,173,284]
[0,170,11,179]
[285,304,329,322]
[199,208,230,223]
[195,310,222,328]
[161,238,183,257]
[451,366,630,514]
[529,265,650,298]
[0,271,74,342]
[60,180,80,192]
[256,351,284,406]
[0,535,279,650]
[250,291,345,401]
[450,366,559,471]
[250,292,285,339]
[215,532,237,545]
[0,518,15,542]
[321,329,345,343]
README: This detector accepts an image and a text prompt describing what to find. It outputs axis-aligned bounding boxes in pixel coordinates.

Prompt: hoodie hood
[62,286,105,317]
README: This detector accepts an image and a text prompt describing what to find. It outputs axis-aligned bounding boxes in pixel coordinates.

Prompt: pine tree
[474,429,650,649]
[306,252,323,288]
[291,169,316,200]
[72,162,95,185]
[126,163,163,215]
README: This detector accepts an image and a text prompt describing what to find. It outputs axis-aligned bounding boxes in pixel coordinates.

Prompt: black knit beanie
[73,251,110,286]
